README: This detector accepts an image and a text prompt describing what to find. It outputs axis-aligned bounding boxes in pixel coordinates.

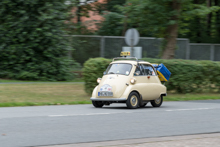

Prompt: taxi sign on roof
[120,51,130,56]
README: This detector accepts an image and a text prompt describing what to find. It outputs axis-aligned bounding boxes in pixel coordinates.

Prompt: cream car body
[90,59,167,108]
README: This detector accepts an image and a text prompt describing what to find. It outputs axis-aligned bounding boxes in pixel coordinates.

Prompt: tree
[118,0,220,59]
[94,0,127,35]
[213,0,220,42]
[161,0,181,59]
[67,0,103,35]
[96,12,125,36]
[0,0,75,81]
[178,0,220,43]
[68,0,127,35]
[216,0,220,38]
[94,0,126,14]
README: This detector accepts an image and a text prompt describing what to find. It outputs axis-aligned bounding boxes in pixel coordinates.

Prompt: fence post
[210,45,215,61]
[68,35,72,60]
[186,39,190,59]
[100,36,105,57]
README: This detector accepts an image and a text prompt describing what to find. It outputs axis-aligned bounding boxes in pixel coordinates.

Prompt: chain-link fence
[189,43,220,61]
[66,35,220,65]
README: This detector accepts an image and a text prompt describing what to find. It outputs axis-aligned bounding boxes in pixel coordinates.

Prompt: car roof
[111,60,151,65]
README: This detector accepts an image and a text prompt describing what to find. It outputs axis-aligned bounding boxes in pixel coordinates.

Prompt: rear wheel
[150,96,163,107]
[92,101,104,108]
[126,92,139,109]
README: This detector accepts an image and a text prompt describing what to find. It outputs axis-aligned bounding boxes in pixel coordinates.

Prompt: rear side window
[134,64,156,76]
[142,64,156,76]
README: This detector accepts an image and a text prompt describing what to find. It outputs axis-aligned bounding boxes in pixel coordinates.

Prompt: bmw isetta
[90,52,171,109]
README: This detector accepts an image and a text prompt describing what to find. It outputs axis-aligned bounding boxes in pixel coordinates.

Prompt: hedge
[83,58,111,94]
[83,58,220,94]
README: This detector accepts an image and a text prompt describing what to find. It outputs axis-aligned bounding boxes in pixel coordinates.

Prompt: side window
[142,64,156,76]
[134,64,144,76]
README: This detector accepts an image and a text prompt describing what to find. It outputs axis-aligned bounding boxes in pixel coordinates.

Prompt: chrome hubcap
[130,95,137,106]
[155,97,161,104]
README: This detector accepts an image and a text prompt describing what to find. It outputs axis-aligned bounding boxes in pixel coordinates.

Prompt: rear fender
[161,93,167,96]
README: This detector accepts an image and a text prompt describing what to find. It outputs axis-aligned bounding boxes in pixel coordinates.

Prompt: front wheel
[92,101,104,108]
[126,92,140,109]
[150,96,163,107]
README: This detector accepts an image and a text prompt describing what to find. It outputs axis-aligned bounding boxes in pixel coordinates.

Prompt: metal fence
[66,35,220,65]
[189,43,220,61]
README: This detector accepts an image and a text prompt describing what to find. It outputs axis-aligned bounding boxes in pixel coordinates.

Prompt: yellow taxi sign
[120,51,130,56]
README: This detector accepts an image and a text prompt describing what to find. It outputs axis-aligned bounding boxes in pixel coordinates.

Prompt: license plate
[98,91,113,97]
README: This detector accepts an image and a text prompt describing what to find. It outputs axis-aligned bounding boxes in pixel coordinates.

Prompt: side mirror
[103,71,106,75]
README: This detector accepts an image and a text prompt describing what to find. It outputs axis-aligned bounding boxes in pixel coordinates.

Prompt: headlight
[97,78,102,83]
[130,78,136,84]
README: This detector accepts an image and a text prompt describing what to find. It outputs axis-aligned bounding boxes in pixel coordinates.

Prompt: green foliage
[94,0,220,44]
[96,12,124,36]
[83,57,220,94]
[117,0,220,37]
[67,0,126,35]
[66,0,97,35]
[71,37,100,65]
[0,0,75,81]
[83,58,111,94]
[94,0,126,14]
[179,2,220,43]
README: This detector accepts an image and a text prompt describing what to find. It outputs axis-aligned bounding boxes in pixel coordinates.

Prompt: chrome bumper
[90,97,127,101]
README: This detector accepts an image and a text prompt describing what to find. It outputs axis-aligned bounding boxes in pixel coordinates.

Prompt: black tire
[139,102,147,108]
[92,101,104,108]
[126,92,140,109]
[150,96,163,107]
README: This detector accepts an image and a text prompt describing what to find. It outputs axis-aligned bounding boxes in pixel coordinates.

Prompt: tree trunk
[194,0,201,43]
[162,0,181,59]
[207,0,212,36]
[77,0,81,23]
[122,14,128,36]
[215,0,220,38]
[162,24,178,59]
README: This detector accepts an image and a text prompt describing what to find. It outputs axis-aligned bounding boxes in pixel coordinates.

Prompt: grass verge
[165,93,220,101]
[0,83,219,107]
[0,78,84,83]
[0,101,91,107]
[0,83,90,107]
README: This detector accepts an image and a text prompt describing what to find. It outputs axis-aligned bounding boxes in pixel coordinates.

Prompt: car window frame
[134,64,145,76]
[142,64,157,76]
[134,63,157,76]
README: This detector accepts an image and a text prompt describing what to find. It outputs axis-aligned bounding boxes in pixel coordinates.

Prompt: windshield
[106,63,132,76]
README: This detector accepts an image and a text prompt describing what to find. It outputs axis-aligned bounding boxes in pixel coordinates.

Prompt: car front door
[134,64,161,100]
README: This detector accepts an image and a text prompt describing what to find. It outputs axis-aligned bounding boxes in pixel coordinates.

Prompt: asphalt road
[1,100,220,147]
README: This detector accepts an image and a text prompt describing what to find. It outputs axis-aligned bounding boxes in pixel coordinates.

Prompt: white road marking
[48,107,219,117]
[49,113,111,117]
[48,112,133,117]
[166,108,215,112]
